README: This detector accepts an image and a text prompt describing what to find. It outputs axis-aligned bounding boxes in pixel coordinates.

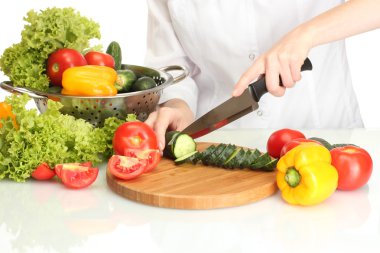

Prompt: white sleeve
[144,0,199,114]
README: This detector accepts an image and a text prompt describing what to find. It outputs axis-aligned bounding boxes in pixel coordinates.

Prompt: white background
[0,0,379,128]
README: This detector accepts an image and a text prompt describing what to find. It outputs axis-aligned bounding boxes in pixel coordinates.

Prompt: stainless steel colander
[0,64,188,127]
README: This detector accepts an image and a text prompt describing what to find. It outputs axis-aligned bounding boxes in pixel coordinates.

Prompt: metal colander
[0,65,188,127]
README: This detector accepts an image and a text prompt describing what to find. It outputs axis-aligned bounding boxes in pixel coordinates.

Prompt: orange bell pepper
[61,65,117,96]
[0,101,17,128]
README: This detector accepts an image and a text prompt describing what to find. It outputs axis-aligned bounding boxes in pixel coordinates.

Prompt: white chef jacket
[144,0,364,129]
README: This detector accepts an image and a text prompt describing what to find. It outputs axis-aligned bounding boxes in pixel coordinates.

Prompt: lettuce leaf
[0,7,101,91]
[0,94,123,182]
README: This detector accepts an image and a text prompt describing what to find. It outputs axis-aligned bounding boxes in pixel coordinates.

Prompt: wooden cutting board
[106,142,278,209]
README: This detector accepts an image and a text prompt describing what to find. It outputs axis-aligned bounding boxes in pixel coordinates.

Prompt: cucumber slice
[223,147,240,168]
[224,148,245,169]
[174,151,199,165]
[215,144,236,167]
[199,145,217,163]
[260,159,278,171]
[241,149,261,168]
[164,131,196,159]
[205,144,227,166]
[250,153,272,170]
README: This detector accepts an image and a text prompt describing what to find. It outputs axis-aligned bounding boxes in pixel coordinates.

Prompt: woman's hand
[145,99,195,151]
[232,27,313,98]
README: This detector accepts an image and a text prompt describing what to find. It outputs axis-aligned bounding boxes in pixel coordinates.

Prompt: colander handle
[0,81,46,99]
[159,65,189,84]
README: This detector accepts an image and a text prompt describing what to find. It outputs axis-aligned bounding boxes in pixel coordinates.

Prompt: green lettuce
[0,94,124,182]
[0,7,101,91]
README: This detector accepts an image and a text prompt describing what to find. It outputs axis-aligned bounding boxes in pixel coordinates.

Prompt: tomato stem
[52,63,60,73]
[285,167,301,188]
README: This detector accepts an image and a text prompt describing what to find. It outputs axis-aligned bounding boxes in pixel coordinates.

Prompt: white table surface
[0,128,379,253]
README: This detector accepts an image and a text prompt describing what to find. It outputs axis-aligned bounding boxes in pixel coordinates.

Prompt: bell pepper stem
[285,167,301,188]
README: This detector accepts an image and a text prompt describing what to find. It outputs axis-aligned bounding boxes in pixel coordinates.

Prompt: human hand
[232,28,313,97]
[145,99,195,152]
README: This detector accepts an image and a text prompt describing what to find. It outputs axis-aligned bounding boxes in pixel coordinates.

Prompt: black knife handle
[249,57,313,102]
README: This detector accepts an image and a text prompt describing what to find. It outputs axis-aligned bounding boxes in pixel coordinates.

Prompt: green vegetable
[164,131,197,160]
[106,41,122,70]
[115,69,136,92]
[308,137,333,150]
[0,94,126,182]
[131,76,157,91]
[164,132,277,171]
[0,7,101,91]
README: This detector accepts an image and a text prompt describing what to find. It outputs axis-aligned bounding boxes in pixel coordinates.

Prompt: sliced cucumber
[250,153,272,170]
[175,151,199,165]
[164,131,196,160]
[260,159,278,171]
[204,144,226,166]
[215,144,236,167]
[223,148,244,169]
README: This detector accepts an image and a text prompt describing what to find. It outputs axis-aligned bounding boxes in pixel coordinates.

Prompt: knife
[181,57,313,139]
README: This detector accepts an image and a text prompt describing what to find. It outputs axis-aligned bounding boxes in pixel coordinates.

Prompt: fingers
[264,56,286,97]
[235,53,305,98]
[145,111,165,151]
[232,60,264,97]
[151,107,173,151]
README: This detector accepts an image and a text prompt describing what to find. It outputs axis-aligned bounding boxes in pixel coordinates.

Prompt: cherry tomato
[55,161,93,179]
[330,145,373,191]
[280,138,321,157]
[267,129,306,158]
[108,155,147,180]
[113,121,158,155]
[124,149,161,173]
[84,51,115,68]
[31,163,56,180]
[47,48,87,87]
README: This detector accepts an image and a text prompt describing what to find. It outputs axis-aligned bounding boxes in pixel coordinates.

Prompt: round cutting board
[106,142,278,209]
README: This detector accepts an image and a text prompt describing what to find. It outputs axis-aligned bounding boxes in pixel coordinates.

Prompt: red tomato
[84,51,115,68]
[47,48,87,87]
[330,146,373,191]
[113,121,159,155]
[55,162,93,179]
[267,129,306,158]
[124,149,161,173]
[59,163,98,189]
[108,155,147,180]
[280,138,321,157]
[31,162,56,180]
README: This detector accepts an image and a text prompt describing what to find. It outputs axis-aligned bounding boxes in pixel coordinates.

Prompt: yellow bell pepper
[0,101,17,128]
[276,142,338,206]
[61,65,117,96]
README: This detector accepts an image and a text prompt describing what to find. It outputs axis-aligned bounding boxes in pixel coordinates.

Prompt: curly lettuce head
[0,7,101,91]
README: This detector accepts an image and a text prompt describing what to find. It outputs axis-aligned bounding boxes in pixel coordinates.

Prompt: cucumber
[250,153,272,170]
[224,148,245,169]
[214,144,236,167]
[175,151,199,165]
[241,149,261,168]
[260,159,278,171]
[164,131,196,160]
[309,137,333,150]
[331,143,358,149]
[114,69,136,93]
[199,145,217,165]
[131,76,157,91]
[106,41,122,70]
[204,144,226,166]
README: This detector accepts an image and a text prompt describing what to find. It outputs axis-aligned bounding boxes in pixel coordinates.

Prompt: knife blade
[181,57,313,139]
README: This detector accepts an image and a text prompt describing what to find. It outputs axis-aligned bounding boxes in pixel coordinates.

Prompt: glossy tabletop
[1,129,379,253]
